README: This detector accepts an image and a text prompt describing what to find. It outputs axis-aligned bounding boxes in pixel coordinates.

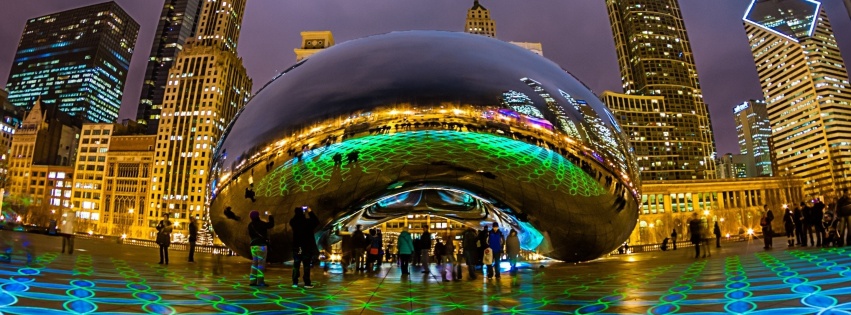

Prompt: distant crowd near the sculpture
[660,189,851,259]
[5,190,851,289]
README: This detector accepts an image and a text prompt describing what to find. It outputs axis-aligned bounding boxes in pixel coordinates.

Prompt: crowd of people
[663,190,851,258]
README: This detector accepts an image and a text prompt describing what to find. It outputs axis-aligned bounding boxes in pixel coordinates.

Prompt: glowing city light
[747,228,754,235]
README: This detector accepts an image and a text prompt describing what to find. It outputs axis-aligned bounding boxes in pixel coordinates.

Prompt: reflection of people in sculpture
[223,206,241,221]
[332,152,343,166]
[346,150,360,164]
[244,186,256,202]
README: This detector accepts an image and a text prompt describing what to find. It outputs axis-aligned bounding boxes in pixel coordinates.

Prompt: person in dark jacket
[290,206,319,288]
[713,222,722,248]
[670,229,678,250]
[783,206,795,247]
[420,226,432,273]
[433,239,445,265]
[477,226,489,267]
[688,213,701,258]
[247,210,274,286]
[352,225,366,272]
[188,216,199,262]
[811,200,825,247]
[486,222,505,279]
[760,205,775,250]
[462,227,479,280]
[412,236,421,267]
[366,229,383,271]
[155,213,173,265]
[838,189,851,246]
[793,204,805,246]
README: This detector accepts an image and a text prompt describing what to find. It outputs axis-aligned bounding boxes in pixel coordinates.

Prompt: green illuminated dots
[648,261,706,315]
[256,131,607,199]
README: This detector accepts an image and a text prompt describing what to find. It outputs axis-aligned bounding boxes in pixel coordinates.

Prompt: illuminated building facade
[151,0,252,235]
[605,0,717,180]
[733,100,773,177]
[137,0,202,134]
[744,0,851,197]
[209,31,640,263]
[102,133,155,239]
[5,2,139,123]
[465,0,496,37]
[7,99,80,226]
[633,177,803,245]
[294,31,334,62]
[69,122,149,236]
[0,90,25,188]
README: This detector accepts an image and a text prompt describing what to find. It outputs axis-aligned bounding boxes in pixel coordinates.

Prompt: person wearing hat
[486,222,505,279]
[247,210,274,286]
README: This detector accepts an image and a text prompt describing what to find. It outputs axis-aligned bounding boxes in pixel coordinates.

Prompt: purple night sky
[1,0,850,155]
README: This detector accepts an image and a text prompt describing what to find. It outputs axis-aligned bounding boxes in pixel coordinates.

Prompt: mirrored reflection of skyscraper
[604,0,717,181]
[743,0,851,196]
[465,0,496,37]
[136,0,202,135]
[733,100,773,177]
[150,0,252,232]
[5,2,139,123]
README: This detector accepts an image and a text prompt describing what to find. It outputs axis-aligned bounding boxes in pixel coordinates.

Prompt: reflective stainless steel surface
[209,31,640,262]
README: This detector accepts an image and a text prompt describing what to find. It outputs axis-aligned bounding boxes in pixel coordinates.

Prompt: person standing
[441,232,459,282]
[688,214,701,258]
[506,229,520,274]
[59,210,76,255]
[793,204,805,246]
[811,200,826,247]
[397,226,414,275]
[366,229,383,271]
[420,226,432,273]
[486,222,504,279]
[433,239,445,266]
[837,189,851,246]
[290,206,319,288]
[188,216,198,263]
[760,205,775,250]
[670,229,678,250]
[477,226,489,268]
[248,210,274,286]
[339,228,353,273]
[462,227,479,280]
[713,222,722,248]
[412,236,421,267]
[155,213,173,265]
[802,201,815,246]
[352,225,366,272]
[783,206,795,247]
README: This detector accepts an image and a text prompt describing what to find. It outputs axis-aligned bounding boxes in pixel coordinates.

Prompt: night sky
[1,0,850,155]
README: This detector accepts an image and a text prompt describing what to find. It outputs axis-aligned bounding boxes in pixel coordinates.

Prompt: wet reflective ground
[1,231,850,314]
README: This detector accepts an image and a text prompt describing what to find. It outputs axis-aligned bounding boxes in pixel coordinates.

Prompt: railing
[72,233,238,256]
[610,235,754,255]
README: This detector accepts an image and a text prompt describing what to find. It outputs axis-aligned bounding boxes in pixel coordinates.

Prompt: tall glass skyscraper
[733,100,773,177]
[604,0,717,181]
[5,1,139,124]
[744,0,851,196]
[137,0,202,134]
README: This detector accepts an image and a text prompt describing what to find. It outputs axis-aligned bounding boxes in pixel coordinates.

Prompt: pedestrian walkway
[1,230,850,314]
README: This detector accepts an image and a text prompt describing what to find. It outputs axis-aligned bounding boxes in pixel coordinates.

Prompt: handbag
[369,247,380,255]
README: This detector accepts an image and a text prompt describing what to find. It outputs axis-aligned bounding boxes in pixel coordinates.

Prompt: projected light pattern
[255,130,606,198]
[0,241,851,314]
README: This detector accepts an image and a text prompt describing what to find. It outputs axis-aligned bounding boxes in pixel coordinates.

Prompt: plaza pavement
[0,230,850,314]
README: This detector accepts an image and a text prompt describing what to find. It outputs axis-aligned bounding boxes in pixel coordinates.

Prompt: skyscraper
[465,0,496,37]
[5,2,139,123]
[744,0,851,196]
[150,0,252,232]
[733,100,773,177]
[294,31,334,62]
[605,0,717,180]
[137,0,202,135]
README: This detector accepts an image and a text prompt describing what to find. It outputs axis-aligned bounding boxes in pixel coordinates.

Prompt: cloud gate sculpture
[209,31,640,262]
